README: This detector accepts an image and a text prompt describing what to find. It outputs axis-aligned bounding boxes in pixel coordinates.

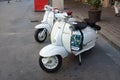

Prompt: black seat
[72,21,87,30]
[84,18,101,31]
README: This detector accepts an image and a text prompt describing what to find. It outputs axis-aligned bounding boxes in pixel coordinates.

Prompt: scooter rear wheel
[39,55,62,73]
[34,29,47,43]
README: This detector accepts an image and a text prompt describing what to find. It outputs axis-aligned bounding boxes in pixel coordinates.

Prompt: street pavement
[0,0,7,2]
[0,0,120,80]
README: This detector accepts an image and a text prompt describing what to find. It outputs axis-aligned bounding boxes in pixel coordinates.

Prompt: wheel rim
[38,30,46,41]
[42,56,59,69]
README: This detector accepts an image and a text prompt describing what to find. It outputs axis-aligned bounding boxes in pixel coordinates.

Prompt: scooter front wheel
[34,28,47,43]
[39,55,62,73]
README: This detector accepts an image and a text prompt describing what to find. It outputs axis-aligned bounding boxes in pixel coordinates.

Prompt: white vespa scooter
[34,5,76,43]
[34,5,56,43]
[38,13,101,73]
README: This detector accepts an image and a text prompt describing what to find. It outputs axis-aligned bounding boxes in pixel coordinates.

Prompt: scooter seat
[72,21,87,30]
[84,18,101,31]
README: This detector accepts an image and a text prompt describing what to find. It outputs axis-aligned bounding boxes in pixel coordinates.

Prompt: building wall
[51,0,111,9]
[82,0,87,3]
[102,0,109,7]
[52,0,64,9]
[82,0,111,7]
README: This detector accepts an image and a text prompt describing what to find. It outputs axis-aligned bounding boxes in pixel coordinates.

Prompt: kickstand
[78,54,82,65]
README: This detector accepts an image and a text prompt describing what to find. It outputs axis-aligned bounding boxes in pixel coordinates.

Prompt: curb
[99,32,120,52]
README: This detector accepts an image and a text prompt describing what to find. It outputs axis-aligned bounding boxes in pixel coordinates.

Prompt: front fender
[39,44,69,58]
[35,23,52,33]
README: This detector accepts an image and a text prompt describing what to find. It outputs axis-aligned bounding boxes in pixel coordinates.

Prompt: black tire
[34,29,47,43]
[39,55,62,73]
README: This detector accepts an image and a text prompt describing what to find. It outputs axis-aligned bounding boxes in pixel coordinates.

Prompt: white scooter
[38,13,101,73]
[34,5,76,43]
